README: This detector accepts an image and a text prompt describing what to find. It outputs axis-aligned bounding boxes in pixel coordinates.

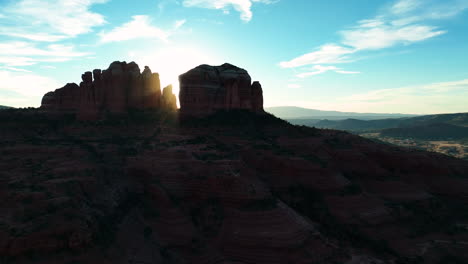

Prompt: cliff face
[178,63,264,116]
[41,62,265,119]
[40,61,174,120]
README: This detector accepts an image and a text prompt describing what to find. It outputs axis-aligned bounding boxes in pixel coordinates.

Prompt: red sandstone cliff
[40,61,173,120]
[178,63,264,116]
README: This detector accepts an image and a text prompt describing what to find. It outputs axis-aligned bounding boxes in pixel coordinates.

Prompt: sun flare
[130,46,221,106]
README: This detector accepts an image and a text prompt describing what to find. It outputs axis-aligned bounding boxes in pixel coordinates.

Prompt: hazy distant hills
[266,106,416,120]
[311,112,468,132]
[0,105,12,109]
[272,107,468,143]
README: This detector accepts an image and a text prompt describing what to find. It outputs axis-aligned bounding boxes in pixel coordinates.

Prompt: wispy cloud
[99,15,186,43]
[182,0,277,22]
[296,65,360,78]
[280,0,467,77]
[341,21,446,50]
[279,44,355,68]
[0,0,108,41]
[174,19,187,29]
[0,42,90,66]
[0,66,32,73]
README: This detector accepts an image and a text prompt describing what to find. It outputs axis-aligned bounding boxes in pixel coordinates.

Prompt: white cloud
[174,19,187,29]
[341,21,446,50]
[279,44,355,68]
[0,57,37,67]
[280,0,466,70]
[100,15,185,43]
[0,66,32,73]
[1,0,107,41]
[0,42,90,66]
[182,0,277,22]
[391,0,468,20]
[296,65,360,78]
[0,32,68,42]
[0,42,90,57]
[391,0,422,14]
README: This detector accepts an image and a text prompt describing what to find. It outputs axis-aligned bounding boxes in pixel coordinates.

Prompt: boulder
[178,63,264,116]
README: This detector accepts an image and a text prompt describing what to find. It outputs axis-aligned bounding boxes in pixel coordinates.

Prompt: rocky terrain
[288,113,468,160]
[1,63,468,264]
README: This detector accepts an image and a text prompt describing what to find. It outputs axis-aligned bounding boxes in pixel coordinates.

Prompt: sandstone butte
[40,61,177,120]
[179,63,263,116]
[40,61,264,119]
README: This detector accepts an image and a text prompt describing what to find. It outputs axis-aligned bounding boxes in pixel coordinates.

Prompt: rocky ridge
[41,61,176,120]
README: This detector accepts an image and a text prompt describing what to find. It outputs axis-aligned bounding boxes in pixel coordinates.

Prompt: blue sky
[0,0,467,114]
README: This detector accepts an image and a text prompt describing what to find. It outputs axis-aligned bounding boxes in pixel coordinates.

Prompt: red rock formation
[40,83,80,112]
[251,81,264,112]
[141,66,162,109]
[161,84,177,111]
[179,63,264,116]
[40,61,175,120]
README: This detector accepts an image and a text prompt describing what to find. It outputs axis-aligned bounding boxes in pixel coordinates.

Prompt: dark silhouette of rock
[141,66,162,109]
[251,81,264,112]
[179,63,264,116]
[40,61,175,120]
[161,84,177,111]
[40,83,80,112]
[2,108,468,263]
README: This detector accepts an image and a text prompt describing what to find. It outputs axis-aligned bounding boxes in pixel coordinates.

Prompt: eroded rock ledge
[179,63,264,116]
[41,61,177,120]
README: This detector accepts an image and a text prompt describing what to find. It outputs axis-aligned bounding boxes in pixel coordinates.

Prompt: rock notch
[178,63,264,116]
[40,61,176,120]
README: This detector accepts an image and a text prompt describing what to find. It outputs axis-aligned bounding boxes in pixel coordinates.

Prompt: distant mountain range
[266,106,468,142]
[309,113,468,131]
[0,105,13,109]
[266,106,416,120]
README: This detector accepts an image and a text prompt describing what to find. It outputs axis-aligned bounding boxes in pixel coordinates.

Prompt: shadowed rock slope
[2,109,468,264]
